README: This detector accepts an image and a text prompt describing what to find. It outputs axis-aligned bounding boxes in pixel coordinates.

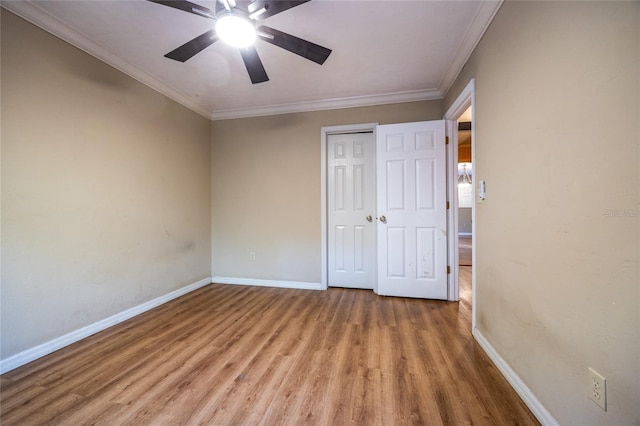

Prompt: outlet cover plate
[588,367,606,411]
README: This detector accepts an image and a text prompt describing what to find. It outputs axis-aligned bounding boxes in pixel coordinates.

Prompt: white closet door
[327,132,376,289]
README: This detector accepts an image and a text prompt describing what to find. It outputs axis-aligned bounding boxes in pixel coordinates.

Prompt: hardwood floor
[1,271,538,425]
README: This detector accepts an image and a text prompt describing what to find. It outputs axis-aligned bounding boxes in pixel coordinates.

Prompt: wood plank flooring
[1,269,538,425]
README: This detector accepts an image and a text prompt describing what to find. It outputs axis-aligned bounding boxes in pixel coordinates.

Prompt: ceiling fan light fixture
[249,7,268,20]
[215,13,256,48]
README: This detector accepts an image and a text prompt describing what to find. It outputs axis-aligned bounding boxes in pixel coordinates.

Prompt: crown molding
[210,89,442,120]
[2,0,498,121]
[438,0,503,98]
[1,1,212,119]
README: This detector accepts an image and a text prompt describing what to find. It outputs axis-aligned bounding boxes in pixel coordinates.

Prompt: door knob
[366,215,373,222]
[380,215,387,223]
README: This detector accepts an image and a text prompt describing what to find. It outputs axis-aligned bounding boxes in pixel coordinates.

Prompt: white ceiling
[3,0,501,120]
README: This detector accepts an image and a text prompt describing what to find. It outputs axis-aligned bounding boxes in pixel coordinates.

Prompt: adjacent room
[1,1,638,425]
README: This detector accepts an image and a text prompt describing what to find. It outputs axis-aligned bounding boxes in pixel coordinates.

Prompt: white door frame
[445,119,460,301]
[444,78,476,328]
[321,123,379,291]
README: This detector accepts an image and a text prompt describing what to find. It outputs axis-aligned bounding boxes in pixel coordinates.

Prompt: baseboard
[0,277,211,374]
[212,276,322,291]
[473,329,559,426]
[459,232,472,236]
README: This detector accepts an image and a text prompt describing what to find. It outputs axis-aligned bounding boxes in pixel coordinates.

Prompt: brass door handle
[380,215,387,223]
[366,215,373,222]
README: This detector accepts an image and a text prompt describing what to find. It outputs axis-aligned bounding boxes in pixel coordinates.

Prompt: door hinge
[446,136,449,145]
[447,265,451,274]
[446,201,450,210]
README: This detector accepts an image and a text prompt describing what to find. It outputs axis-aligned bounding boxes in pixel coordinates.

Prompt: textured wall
[445,2,639,424]
[1,11,212,359]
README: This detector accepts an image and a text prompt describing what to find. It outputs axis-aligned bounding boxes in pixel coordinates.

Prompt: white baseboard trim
[459,232,473,236]
[0,277,211,374]
[212,276,322,291]
[473,329,559,426]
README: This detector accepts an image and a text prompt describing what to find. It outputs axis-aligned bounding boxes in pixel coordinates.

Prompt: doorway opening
[457,111,473,307]
[444,78,476,330]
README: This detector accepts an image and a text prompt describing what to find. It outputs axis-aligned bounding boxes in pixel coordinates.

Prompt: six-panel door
[327,132,376,289]
[376,121,448,299]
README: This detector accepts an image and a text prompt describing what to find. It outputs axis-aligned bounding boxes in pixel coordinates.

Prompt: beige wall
[1,12,212,359]
[445,2,639,424]
[211,101,442,283]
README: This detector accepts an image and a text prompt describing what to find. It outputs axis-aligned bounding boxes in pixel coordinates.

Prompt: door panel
[386,227,406,277]
[327,132,376,289]
[386,160,405,210]
[376,121,448,299]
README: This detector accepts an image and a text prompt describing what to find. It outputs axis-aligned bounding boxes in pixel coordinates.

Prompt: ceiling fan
[148,0,332,84]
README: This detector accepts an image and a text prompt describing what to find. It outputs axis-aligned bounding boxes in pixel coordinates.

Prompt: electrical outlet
[249,251,256,262]
[588,367,606,411]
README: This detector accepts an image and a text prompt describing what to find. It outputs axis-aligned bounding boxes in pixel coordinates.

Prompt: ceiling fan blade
[165,30,218,62]
[257,25,331,65]
[147,0,214,19]
[239,46,269,84]
[247,0,310,20]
